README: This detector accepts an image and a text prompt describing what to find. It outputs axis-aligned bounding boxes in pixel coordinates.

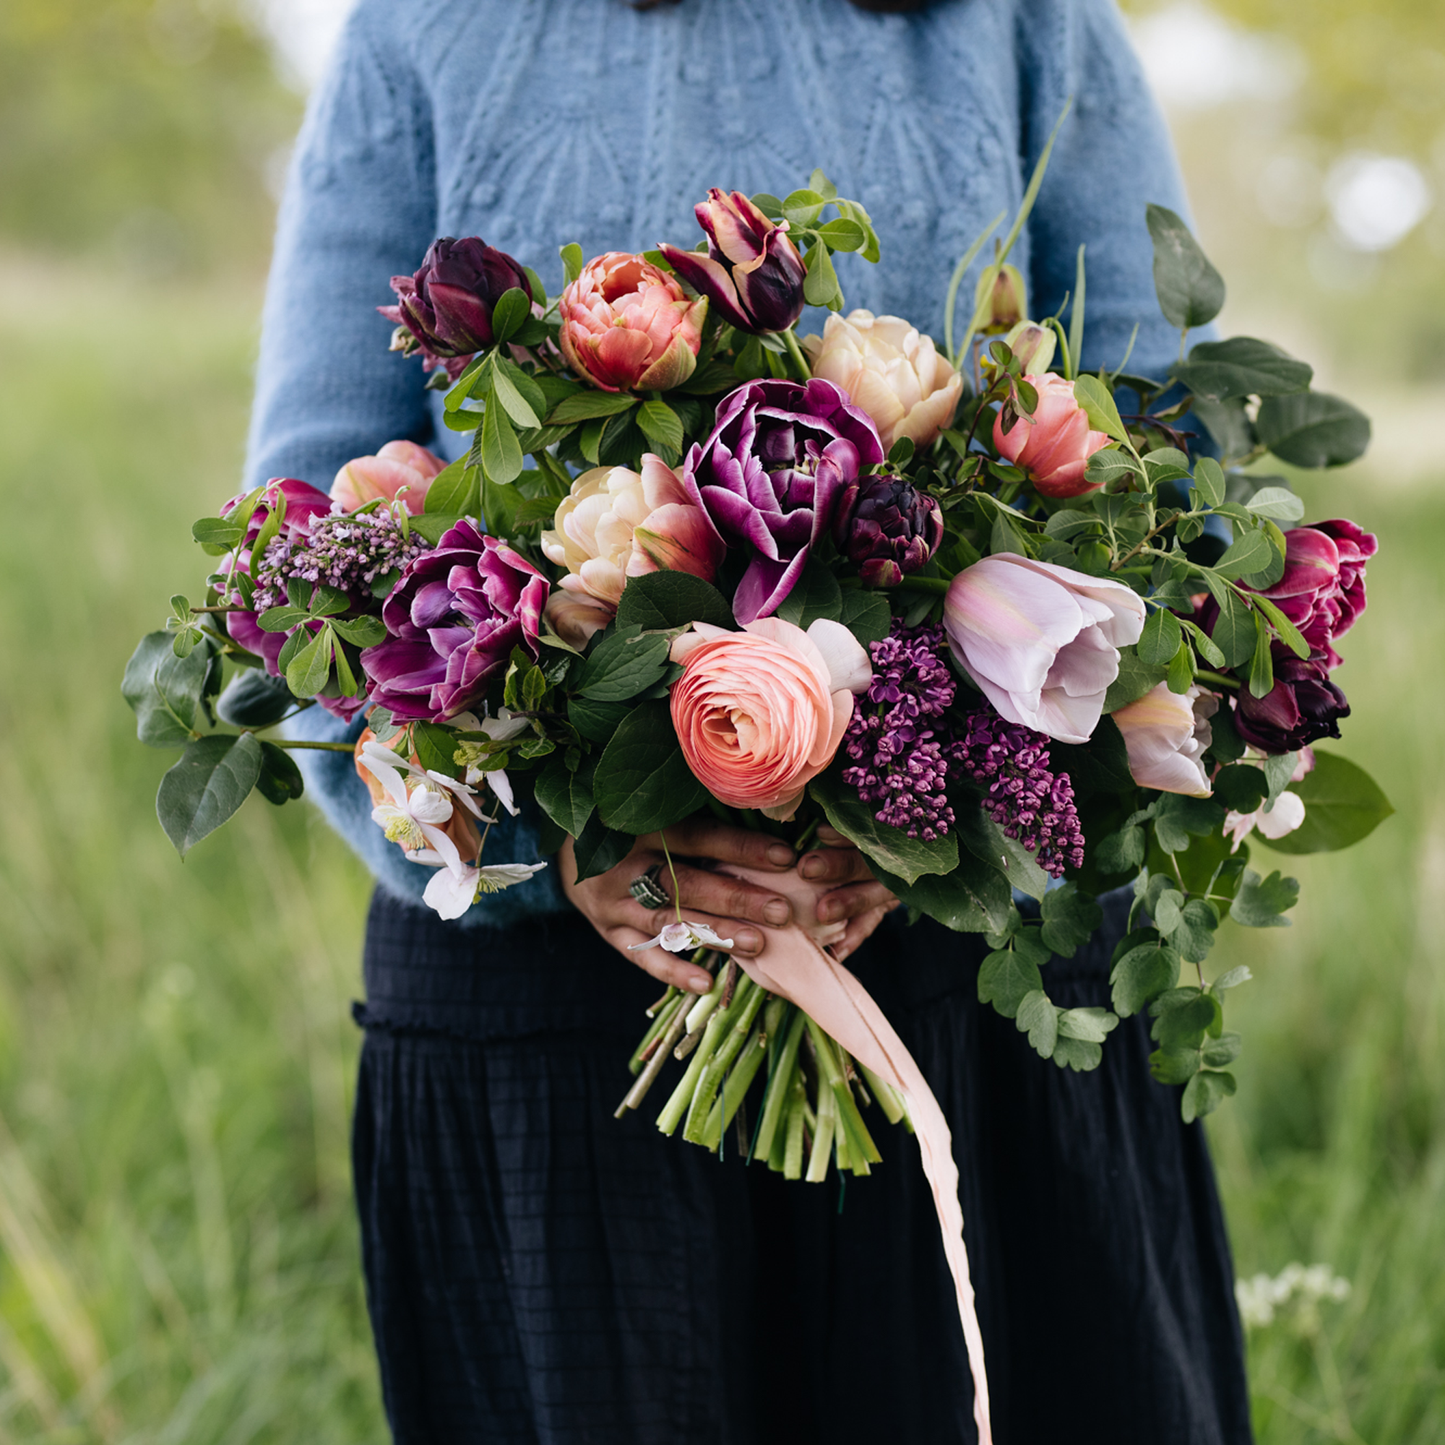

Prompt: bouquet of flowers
[125,135,1391,1439]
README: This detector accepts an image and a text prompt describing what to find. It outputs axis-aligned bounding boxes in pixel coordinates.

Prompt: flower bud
[1002,320,1056,375]
[659,190,807,334]
[833,474,944,588]
[378,236,532,374]
[973,262,1027,333]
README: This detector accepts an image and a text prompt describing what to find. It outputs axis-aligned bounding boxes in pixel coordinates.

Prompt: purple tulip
[378,237,532,375]
[659,190,807,334]
[834,473,944,587]
[683,378,885,624]
[1252,518,1377,668]
[362,519,549,722]
[1233,649,1350,753]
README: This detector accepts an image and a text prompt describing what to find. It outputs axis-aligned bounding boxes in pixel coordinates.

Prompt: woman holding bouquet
[246,0,1252,1440]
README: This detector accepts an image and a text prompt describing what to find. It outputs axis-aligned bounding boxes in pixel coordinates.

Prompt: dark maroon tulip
[683,378,884,623]
[834,473,943,587]
[659,190,806,334]
[1233,649,1350,753]
[378,237,532,374]
[363,519,548,722]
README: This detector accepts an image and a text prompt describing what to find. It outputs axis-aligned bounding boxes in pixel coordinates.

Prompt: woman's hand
[558,818,898,991]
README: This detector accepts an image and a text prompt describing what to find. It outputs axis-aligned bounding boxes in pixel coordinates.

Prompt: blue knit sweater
[246,0,1196,925]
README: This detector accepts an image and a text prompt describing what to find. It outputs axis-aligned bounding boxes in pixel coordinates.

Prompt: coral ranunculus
[540,455,724,611]
[803,309,963,452]
[559,252,706,393]
[993,373,1113,498]
[669,617,872,820]
[331,440,448,515]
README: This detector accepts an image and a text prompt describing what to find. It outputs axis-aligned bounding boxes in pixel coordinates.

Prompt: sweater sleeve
[246,4,566,925]
[1017,0,1200,385]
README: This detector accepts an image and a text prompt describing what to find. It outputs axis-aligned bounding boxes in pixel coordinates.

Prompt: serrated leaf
[1181,1069,1236,1123]
[1057,1007,1119,1044]
[977,949,1044,1019]
[839,589,891,645]
[1016,990,1059,1057]
[774,556,843,629]
[1153,793,1226,854]
[1110,942,1181,1016]
[1105,648,1169,711]
[1230,867,1299,927]
[576,630,673,701]
[1201,1032,1242,1069]
[1039,881,1103,957]
[1052,1037,1104,1072]
[1150,988,1218,1048]
[615,571,734,632]
[1150,1046,1200,1086]
[637,399,684,461]
[156,733,263,856]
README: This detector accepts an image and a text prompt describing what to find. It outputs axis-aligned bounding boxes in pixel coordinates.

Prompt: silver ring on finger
[628,863,671,910]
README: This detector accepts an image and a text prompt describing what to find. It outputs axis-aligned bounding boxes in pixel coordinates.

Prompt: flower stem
[269,739,357,752]
[754,1009,808,1164]
[1196,669,1241,691]
[780,328,812,381]
[615,995,690,1117]
[701,1024,769,1150]
[891,575,950,594]
[657,1009,727,1136]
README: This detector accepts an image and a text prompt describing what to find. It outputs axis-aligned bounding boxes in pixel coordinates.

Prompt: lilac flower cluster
[250,509,427,613]
[951,708,1086,878]
[842,622,958,842]
[841,621,1085,875]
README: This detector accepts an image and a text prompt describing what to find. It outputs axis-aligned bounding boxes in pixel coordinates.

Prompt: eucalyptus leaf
[156,733,263,856]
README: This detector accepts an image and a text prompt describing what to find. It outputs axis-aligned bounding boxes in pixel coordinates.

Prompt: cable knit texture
[247,0,1197,925]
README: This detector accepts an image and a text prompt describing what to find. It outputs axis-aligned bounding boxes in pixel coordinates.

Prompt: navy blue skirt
[351,890,1252,1444]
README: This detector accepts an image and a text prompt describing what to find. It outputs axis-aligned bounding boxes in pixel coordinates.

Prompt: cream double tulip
[540,455,725,643]
[802,309,963,451]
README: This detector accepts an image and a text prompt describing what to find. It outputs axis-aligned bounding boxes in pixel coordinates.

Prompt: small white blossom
[1236,1262,1351,1330]
[423,861,549,920]
[629,920,735,954]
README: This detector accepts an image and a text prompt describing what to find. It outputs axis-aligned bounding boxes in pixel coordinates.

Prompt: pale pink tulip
[669,618,871,820]
[993,373,1113,499]
[559,252,706,393]
[943,554,1146,744]
[540,455,725,619]
[331,440,447,514]
[802,309,963,451]
[1111,682,1218,796]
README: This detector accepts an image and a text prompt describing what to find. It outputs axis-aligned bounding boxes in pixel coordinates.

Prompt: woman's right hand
[558,818,895,993]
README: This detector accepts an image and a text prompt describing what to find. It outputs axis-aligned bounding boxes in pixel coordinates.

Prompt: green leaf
[490,360,543,428]
[839,589,891,645]
[1146,203,1225,329]
[1203,579,1257,668]
[424,457,481,517]
[1244,485,1306,522]
[410,721,456,776]
[559,243,584,284]
[1016,990,1059,1057]
[1202,1032,1242,1069]
[191,517,243,548]
[1246,609,1274,699]
[284,626,334,698]
[1230,868,1299,927]
[977,948,1044,1019]
[1150,1046,1201,1086]
[330,615,388,648]
[408,512,466,546]
[815,217,867,251]
[216,669,294,729]
[122,632,213,747]
[1255,391,1371,468]
[255,741,304,806]
[576,629,673,701]
[156,733,263,856]
[1150,988,1219,1048]
[534,757,596,838]
[1261,751,1394,855]
[1153,793,1226,854]
[802,241,840,309]
[489,287,532,347]
[1160,898,1219,964]
[1039,882,1103,957]
[1056,1006,1119,1044]
[1052,1036,1105,1072]
[809,771,958,886]
[1050,716,1134,798]
[1170,337,1312,401]
[1105,648,1169,711]
[1083,448,1139,488]
[248,487,286,574]
[1071,374,1126,443]
[256,605,310,634]
[1193,456,1227,508]
[546,392,637,426]
[481,397,524,484]
[1212,764,1269,814]
[782,187,827,226]
[1138,607,1184,666]
[637,399,684,461]
[774,557,843,629]
[1110,942,1181,1016]
[568,695,631,746]
[571,812,634,883]
[874,854,1014,935]
[1181,1070,1236,1123]
[615,572,734,632]
[593,700,709,833]
[1214,529,1276,581]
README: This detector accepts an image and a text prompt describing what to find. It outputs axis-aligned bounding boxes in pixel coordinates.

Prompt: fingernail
[800,855,825,880]
[763,900,790,926]
[733,929,762,955]
[820,898,842,923]
[766,844,794,867]
[688,973,712,994]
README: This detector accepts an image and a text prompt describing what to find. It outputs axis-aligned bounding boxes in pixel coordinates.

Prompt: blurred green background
[0,0,1440,1439]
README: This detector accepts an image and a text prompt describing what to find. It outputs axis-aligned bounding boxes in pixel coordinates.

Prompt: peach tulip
[669,617,871,820]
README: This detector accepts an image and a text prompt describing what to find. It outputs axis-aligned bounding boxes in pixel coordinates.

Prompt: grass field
[0,258,1439,1442]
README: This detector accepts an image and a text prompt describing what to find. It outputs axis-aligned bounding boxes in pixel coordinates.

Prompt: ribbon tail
[733,924,994,1444]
